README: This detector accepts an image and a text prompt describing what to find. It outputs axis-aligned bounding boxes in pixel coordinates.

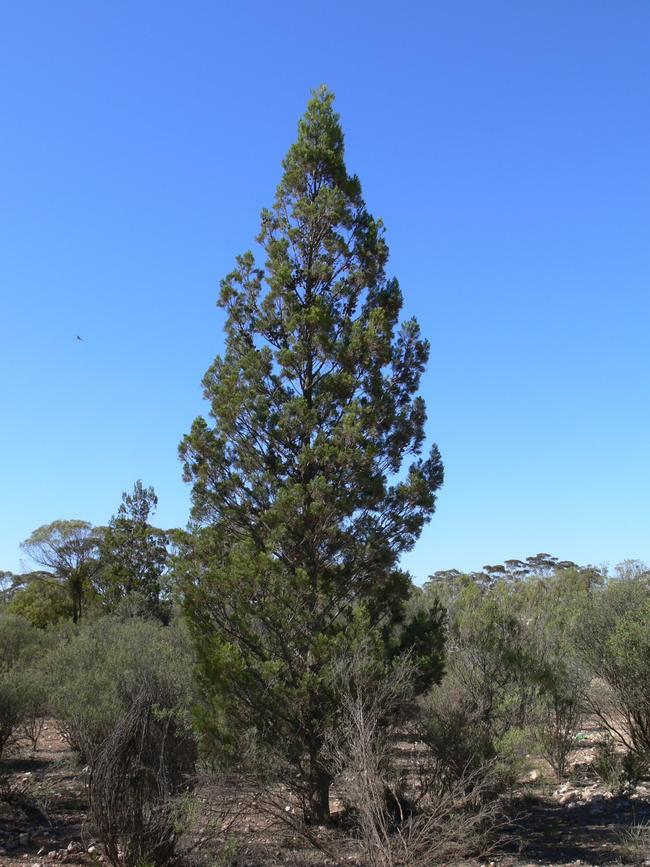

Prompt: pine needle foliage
[179,87,444,822]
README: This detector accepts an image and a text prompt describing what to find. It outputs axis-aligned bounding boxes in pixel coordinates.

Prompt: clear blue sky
[2,1,649,581]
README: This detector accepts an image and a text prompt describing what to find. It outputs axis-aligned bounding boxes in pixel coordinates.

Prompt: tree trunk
[306,762,331,824]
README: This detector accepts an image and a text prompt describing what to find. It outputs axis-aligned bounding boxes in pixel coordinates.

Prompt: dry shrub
[322,644,507,867]
[254,785,343,862]
[391,769,506,866]
[88,675,196,867]
[619,818,650,863]
[186,773,256,866]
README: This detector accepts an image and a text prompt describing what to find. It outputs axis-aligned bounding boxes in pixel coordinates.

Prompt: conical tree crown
[179,87,444,823]
[181,87,443,609]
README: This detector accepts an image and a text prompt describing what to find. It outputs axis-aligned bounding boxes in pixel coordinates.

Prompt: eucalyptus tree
[21,520,100,622]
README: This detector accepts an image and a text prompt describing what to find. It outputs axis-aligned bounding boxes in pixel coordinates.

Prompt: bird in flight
[76,335,84,341]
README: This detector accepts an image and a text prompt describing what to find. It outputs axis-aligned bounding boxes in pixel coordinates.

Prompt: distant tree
[179,87,444,823]
[428,553,581,587]
[98,481,170,622]
[612,559,650,582]
[0,571,15,607]
[21,520,101,623]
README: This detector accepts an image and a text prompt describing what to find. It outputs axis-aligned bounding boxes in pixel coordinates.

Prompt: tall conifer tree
[180,87,444,821]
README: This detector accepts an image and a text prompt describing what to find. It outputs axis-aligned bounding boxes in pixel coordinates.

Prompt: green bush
[421,567,596,788]
[0,612,48,672]
[8,580,72,628]
[0,613,49,756]
[419,665,496,783]
[0,674,28,756]
[577,576,650,757]
[47,615,196,760]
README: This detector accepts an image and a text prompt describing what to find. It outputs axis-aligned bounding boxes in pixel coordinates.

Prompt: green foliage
[179,87,444,821]
[0,611,48,672]
[577,573,650,756]
[0,674,30,756]
[389,599,446,693]
[421,561,596,785]
[590,736,629,792]
[533,685,583,781]
[97,481,171,622]
[8,578,72,627]
[439,578,538,739]
[428,553,586,587]
[20,520,101,622]
[420,668,496,782]
[0,613,49,756]
[47,615,196,760]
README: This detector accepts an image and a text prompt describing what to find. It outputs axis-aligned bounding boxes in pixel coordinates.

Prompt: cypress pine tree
[97,481,171,622]
[180,87,444,822]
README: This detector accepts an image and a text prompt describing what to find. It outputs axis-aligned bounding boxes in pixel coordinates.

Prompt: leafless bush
[322,647,413,867]
[19,715,45,751]
[254,784,343,861]
[181,773,258,867]
[322,644,508,867]
[393,767,508,866]
[87,676,196,867]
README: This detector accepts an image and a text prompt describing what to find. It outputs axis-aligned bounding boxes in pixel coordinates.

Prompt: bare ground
[1,722,649,867]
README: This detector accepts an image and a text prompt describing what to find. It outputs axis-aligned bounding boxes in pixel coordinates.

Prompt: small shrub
[419,668,495,785]
[493,727,532,792]
[0,773,49,824]
[0,612,47,672]
[622,749,649,785]
[88,676,196,867]
[591,736,626,791]
[0,674,27,756]
[535,688,584,781]
[322,644,507,867]
[0,614,49,756]
[619,819,650,863]
[17,667,49,750]
[419,662,527,796]
[592,739,648,792]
